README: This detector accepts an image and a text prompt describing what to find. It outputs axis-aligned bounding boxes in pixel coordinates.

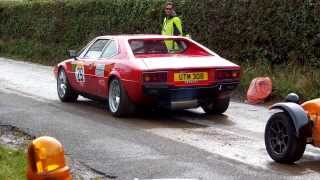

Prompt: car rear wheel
[265,112,306,163]
[108,78,135,117]
[57,68,78,102]
[201,97,230,114]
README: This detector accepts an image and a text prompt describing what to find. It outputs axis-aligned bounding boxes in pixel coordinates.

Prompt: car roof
[96,34,186,40]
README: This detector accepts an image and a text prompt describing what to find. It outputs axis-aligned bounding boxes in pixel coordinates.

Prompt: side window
[101,40,118,58]
[84,39,109,59]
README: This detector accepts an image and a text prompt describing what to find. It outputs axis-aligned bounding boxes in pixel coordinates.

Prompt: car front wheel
[57,68,78,102]
[108,78,135,117]
[265,112,306,163]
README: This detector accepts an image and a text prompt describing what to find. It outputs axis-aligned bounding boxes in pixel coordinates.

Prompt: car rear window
[128,39,210,56]
[130,38,191,53]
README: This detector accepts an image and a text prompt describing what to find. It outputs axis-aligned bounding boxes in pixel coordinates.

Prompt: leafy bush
[2,0,319,65]
[1,0,320,99]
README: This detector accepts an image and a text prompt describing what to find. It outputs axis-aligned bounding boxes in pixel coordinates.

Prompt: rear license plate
[174,72,208,82]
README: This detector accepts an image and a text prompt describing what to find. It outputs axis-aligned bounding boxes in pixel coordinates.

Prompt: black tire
[108,78,135,117]
[201,97,230,114]
[265,112,306,164]
[57,68,78,102]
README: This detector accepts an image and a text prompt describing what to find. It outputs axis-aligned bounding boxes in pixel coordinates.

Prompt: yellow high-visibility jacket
[161,16,183,50]
[161,16,183,36]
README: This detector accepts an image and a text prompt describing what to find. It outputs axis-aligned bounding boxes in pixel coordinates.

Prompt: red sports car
[53,35,240,117]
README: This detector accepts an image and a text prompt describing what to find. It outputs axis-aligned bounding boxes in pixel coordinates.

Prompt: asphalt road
[1,57,320,180]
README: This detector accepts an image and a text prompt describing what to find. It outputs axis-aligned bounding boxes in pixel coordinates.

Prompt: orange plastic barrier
[246,77,272,104]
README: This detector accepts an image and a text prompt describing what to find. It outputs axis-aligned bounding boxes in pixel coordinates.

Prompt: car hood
[137,55,239,70]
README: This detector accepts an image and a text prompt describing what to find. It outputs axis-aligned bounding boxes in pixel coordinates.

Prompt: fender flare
[107,71,121,84]
[57,64,69,75]
[270,102,310,137]
[106,71,121,95]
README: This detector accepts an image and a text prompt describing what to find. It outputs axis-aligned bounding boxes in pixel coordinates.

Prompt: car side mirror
[68,50,78,60]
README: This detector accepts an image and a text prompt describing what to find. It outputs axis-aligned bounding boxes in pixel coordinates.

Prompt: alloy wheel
[109,80,121,113]
[269,120,289,154]
[58,70,67,98]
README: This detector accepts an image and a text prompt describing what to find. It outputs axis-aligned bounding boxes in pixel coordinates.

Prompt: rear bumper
[142,82,239,109]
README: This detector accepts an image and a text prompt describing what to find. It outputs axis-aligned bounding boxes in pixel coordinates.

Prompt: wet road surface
[1,57,320,179]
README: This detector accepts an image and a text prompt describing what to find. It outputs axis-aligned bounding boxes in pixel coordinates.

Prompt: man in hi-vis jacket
[161,1,184,50]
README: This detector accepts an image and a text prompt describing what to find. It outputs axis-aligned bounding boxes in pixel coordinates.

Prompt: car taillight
[143,72,167,83]
[216,70,240,80]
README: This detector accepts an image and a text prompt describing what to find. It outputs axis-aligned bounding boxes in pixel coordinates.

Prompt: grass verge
[0,145,26,180]
[238,61,320,101]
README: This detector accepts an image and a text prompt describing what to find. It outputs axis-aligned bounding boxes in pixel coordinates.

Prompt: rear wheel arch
[108,74,119,86]
[107,74,120,95]
[107,73,134,98]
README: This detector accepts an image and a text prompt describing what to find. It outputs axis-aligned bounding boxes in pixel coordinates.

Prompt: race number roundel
[75,63,85,83]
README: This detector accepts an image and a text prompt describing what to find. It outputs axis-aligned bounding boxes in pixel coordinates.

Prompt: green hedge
[1,0,320,99]
[0,0,181,63]
[1,0,320,66]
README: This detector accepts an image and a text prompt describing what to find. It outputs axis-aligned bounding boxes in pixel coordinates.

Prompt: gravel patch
[0,124,107,179]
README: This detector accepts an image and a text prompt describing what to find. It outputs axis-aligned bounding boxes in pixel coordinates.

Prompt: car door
[74,39,110,94]
[94,40,119,97]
